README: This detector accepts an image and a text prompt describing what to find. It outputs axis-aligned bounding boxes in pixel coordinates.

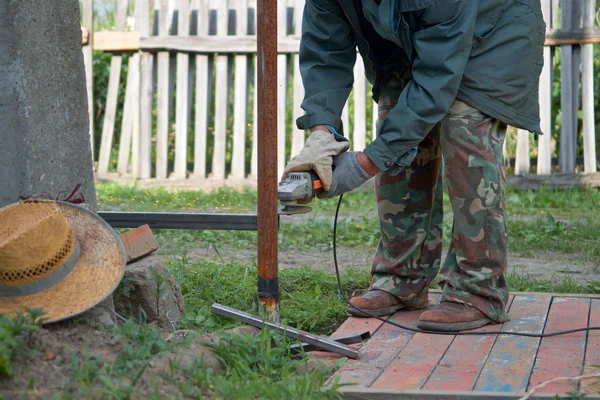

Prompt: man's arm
[295,0,357,136]
[363,0,478,174]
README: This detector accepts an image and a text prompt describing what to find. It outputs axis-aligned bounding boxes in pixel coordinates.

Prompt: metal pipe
[211,304,359,359]
[98,211,263,230]
[256,0,279,321]
[290,331,372,353]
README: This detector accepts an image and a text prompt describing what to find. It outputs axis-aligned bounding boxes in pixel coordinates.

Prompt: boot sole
[416,318,492,332]
[346,303,405,318]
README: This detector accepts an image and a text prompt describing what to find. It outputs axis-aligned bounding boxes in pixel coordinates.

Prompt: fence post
[559,0,578,173]
[174,0,191,179]
[537,0,553,175]
[211,0,230,181]
[582,0,597,173]
[82,0,94,159]
[230,0,250,180]
[97,0,129,176]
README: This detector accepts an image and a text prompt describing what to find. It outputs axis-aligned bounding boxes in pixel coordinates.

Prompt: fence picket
[130,0,143,177]
[82,0,94,158]
[277,0,288,179]
[291,0,305,158]
[230,0,249,179]
[193,0,210,178]
[97,1,128,176]
[174,0,191,179]
[372,99,377,141]
[559,0,578,172]
[582,0,597,173]
[156,0,170,179]
[250,0,258,179]
[353,55,366,151]
[537,0,553,174]
[117,55,136,174]
[515,129,530,175]
[139,0,154,178]
[211,0,229,180]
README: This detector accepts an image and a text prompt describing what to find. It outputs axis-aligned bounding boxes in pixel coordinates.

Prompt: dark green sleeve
[364,0,478,174]
[295,0,357,136]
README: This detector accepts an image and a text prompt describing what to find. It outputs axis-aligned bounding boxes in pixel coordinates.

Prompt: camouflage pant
[369,66,510,322]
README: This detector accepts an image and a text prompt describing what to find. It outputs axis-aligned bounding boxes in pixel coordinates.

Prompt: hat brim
[0,201,126,324]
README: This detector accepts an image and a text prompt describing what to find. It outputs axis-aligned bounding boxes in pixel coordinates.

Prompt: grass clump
[0,308,45,377]
[168,259,370,335]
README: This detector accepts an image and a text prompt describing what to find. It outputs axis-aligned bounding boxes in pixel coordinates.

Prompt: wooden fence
[81,0,600,188]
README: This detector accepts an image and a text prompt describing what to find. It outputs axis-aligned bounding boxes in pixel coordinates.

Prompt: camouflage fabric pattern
[369,64,510,322]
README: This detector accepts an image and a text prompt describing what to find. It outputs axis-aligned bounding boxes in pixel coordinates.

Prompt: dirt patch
[176,244,599,284]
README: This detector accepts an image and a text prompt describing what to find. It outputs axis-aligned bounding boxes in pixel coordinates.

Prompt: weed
[0,308,46,377]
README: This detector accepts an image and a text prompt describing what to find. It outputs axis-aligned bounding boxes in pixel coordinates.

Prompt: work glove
[317,151,374,199]
[282,129,349,191]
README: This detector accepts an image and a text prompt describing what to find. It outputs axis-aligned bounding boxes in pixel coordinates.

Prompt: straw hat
[0,200,125,324]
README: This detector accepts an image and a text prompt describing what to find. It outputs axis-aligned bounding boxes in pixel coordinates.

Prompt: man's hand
[317,151,374,199]
[282,127,349,191]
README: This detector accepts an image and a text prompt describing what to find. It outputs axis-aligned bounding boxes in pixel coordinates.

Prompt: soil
[172,244,600,285]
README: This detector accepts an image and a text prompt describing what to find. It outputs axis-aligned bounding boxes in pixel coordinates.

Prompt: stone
[0,0,97,210]
[150,344,223,375]
[114,254,185,329]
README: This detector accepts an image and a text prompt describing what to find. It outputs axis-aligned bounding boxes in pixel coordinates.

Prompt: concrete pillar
[0,0,97,211]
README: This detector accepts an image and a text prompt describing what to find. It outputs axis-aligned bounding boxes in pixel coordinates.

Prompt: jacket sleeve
[363,0,478,174]
[295,0,357,136]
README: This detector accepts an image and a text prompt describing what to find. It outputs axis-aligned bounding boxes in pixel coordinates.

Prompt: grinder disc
[278,205,313,215]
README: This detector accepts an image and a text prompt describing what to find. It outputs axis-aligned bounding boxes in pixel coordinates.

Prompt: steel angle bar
[98,211,263,230]
[290,331,371,353]
[211,303,360,359]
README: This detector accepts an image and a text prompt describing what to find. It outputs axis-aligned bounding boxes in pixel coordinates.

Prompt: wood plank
[97,0,129,176]
[290,0,305,158]
[340,387,593,399]
[544,28,600,45]
[332,294,442,388]
[581,0,597,173]
[193,0,210,178]
[174,0,191,179]
[474,294,552,392]
[582,299,600,392]
[371,329,454,390]
[537,0,553,175]
[353,56,366,151]
[514,129,530,175]
[506,172,600,189]
[276,0,288,180]
[139,0,154,179]
[230,0,249,179]
[156,1,171,179]
[82,0,94,159]
[130,1,143,177]
[559,1,576,173]
[117,54,137,174]
[93,31,141,51]
[529,297,590,394]
[423,296,515,391]
[210,0,229,180]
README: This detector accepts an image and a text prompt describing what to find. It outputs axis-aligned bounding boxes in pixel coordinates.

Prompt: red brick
[119,224,158,263]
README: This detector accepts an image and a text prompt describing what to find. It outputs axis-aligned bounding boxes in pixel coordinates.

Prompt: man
[283,0,545,331]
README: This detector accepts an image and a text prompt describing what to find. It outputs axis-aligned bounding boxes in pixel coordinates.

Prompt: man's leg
[348,119,444,316]
[418,100,510,331]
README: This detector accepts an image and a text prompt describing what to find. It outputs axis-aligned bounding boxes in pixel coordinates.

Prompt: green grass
[168,259,370,335]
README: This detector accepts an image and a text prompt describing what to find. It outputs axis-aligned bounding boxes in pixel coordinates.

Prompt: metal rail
[98,211,263,230]
[211,303,359,359]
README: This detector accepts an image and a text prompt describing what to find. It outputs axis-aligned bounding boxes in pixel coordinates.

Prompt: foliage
[0,309,45,377]
[169,259,370,335]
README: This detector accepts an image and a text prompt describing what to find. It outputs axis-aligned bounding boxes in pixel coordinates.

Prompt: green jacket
[295,0,546,174]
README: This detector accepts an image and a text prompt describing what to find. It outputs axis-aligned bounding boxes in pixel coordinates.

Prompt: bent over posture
[284,0,545,331]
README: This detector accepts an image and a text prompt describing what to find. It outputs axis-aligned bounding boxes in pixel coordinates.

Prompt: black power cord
[333,193,600,337]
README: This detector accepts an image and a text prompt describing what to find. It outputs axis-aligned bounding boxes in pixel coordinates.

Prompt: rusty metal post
[256,0,279,321]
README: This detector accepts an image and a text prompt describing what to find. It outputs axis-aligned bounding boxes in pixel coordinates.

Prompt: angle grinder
[277,171,324,215]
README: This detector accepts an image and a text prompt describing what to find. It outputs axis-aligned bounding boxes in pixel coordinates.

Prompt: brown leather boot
[417,301,492,331]
[347,289,428,318]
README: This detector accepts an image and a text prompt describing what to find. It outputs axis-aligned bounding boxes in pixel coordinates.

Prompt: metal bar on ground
[256,0,280,321]
[98,211,262,230]
[211,304,360,359]
[290,331,372,353]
